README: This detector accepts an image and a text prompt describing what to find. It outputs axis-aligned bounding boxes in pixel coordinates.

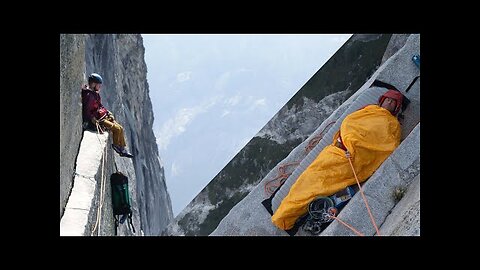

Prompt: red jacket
[82,89,108,121]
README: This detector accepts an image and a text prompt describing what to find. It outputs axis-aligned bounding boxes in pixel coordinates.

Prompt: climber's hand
[91,117,99,125]
[108,111,115,120]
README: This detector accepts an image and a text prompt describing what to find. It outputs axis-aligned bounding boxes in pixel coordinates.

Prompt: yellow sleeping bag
[272,105,401,230]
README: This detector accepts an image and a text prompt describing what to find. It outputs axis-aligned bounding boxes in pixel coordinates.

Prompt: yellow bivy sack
[272,105,401,230]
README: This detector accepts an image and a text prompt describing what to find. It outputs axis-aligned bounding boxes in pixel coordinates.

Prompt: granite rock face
[211,34,420,236]
[164,34,393,236]
[60,34,173,235]
[60,34,86,218]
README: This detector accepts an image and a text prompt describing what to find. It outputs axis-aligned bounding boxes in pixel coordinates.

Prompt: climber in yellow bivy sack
[271,89,405,232]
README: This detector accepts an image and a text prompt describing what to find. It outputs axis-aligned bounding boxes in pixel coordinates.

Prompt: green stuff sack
[110,172,135,235]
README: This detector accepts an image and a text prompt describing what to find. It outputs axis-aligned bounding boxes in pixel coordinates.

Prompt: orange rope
[329,215,364,236]
[346,151,381,236]
[304,121,336,154]
[305,136,322,154]
[264,162,300,196]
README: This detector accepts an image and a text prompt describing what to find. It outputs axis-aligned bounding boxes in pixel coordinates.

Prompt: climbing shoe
[112,144,134,158]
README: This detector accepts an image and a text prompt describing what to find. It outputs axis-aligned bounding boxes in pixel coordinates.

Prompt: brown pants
[99,116,126,148]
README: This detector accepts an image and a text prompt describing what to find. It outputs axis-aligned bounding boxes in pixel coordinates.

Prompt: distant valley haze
[142,34,352,216]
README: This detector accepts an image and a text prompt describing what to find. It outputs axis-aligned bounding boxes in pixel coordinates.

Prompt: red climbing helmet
[378,89,404,116]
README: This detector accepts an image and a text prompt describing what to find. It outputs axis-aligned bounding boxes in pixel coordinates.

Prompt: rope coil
[91,122,108,236]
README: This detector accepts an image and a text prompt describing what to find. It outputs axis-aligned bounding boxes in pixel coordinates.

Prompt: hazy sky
[142,34,352,216]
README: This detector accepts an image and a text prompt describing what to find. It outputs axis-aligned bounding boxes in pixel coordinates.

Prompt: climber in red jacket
[82,73,133,158]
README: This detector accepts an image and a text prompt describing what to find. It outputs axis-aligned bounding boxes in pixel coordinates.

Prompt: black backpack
[110,172,135,235]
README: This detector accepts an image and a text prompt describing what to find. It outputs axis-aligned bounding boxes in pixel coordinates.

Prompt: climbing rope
[264,162,300,196]
[345,150,381,236]
[263,117,382,236]
[264,121,336,197]
[303,196,365,236]
[328,215,364,236]
[91,121,108,236]
[304,121,336,154]
[302,149,383,237]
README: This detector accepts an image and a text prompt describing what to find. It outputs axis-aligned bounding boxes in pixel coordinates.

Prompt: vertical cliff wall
[60,34,173,235]
[60,34,86,219]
